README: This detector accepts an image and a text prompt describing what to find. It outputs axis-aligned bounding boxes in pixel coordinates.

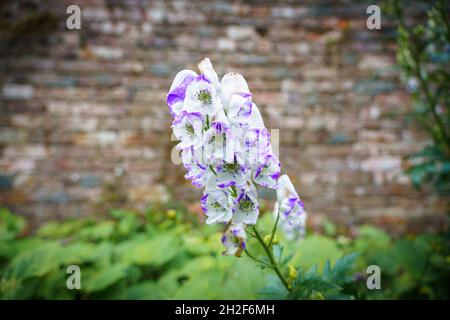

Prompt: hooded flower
[210,161,249,189]
[201,189,234,224]
[276,174,305,226]
[221,72,250,104]
[221,223,247,257]
[254,154,281,189]
[172,111,204,150]
[167,70,197,118]
[220,72,253,126]
[183,75,221,117]
[232,183,259,225]
[226,93,253,125]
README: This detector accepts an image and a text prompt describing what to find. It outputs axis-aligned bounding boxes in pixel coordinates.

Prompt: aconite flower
[167,58,306,255]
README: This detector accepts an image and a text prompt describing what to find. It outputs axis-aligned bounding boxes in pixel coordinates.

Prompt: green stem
[252,226,290,292]
[244,249,271,268]
[268,210,280,248]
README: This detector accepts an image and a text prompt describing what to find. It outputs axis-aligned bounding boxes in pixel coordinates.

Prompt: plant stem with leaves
[245,212,291,292]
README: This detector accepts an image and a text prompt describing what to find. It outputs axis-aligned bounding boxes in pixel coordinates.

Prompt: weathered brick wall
[0,0,446,232]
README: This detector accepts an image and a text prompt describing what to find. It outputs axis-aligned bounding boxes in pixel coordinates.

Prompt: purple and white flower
[226,93,253,125]
[254,154,281,189]
[172,111,204,150]
[181,147,208,188]
[221,223,247,257]
[167,58,307,253]
[167,70,197,118]
[220,72,250,104]
[232,184,259,225]
[276,174,305,227]
[183,74,221,117]
[201,189,234,224]
[210,161,249,189]
[220,72,254,126]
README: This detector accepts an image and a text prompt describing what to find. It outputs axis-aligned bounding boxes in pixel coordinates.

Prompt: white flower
[183,75,221,117]
[254,154,281,189]
[210,161,250,189]
[232,183,259,225]
[201,189,233,224]
[276,174,305,226]
[172,111,204,150]
[221,223,247,256]
[224,128,245,164]
[167,70,197,118]
[220,72,254,125]
[226,93,253,125]
[221,72,250,105]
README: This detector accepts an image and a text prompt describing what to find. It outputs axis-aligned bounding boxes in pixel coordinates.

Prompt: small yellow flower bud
[263,234,279,246]
[288,265,297,279]
[272,235,279,245]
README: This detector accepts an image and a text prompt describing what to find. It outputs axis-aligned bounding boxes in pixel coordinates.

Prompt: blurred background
[0,0,449,300]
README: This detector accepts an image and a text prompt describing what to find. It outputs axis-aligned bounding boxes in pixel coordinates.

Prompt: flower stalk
[251,225,290,292]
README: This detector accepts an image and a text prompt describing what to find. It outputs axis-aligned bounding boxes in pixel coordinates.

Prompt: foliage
[348,225,450,299]
[387,0,450,195]
[0,207,449,299]
[0,207,269,299]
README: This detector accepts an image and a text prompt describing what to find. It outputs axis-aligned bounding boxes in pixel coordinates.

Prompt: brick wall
[0,0,446,232]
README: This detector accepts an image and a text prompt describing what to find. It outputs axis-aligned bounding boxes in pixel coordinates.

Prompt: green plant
[349,225,450,299]
[387,0,450,195]
[0,207,271,299]
[1,207,449,300]
[243,212,358,300]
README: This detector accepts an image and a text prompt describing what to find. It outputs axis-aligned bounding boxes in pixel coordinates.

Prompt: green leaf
[4,242,61,280]
[291,265,340,299]
[83,263,130,293]
[324,253,360,286]
[124,281,162,299]
[259,275,289,300]
[0,208,26,241]
[115,233,181,267]
[289,234,343,270]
